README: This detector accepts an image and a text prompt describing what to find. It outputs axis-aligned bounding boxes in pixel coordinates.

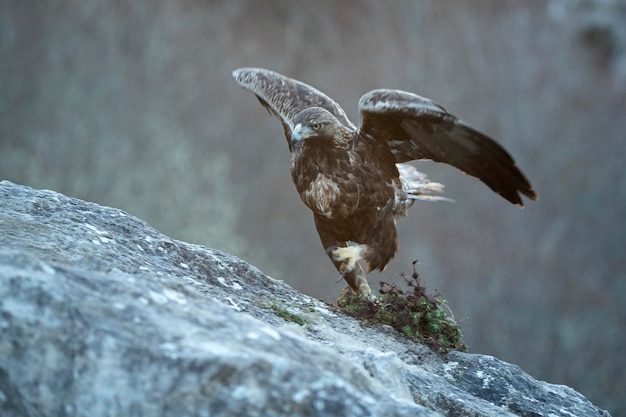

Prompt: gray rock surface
[0,181,611,417]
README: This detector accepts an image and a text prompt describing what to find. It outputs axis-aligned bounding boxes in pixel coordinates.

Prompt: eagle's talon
[363,291,378,302]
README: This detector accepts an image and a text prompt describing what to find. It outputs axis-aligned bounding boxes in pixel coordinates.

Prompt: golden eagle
[233,68,536,296]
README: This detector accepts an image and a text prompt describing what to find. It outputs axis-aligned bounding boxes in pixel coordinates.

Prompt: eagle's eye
[311,123,322,130]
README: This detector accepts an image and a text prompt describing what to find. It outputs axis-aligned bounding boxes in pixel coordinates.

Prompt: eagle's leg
[325,245,372,296]
[313,215,374,297]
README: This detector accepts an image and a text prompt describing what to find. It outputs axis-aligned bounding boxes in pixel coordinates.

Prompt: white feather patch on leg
[329,245,366,274]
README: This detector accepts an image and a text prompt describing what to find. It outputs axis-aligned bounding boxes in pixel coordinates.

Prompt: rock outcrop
[0,181,611,417]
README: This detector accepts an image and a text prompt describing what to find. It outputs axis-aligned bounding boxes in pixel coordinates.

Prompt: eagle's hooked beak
[290,123,305,151]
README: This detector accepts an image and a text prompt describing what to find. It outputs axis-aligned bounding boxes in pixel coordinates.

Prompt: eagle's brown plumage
[233,68,537,296]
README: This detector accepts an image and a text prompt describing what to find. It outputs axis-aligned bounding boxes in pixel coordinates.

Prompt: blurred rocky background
[1,1,624,415]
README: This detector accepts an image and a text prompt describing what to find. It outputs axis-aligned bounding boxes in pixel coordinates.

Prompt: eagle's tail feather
[407,194,455,203]
[395,163,453,217]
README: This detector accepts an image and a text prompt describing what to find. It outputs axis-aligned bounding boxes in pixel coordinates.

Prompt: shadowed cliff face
[0,181,611,417]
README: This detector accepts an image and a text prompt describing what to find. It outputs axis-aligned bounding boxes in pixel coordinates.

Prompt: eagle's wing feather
[233,68,356,147]
[358,89,537,206]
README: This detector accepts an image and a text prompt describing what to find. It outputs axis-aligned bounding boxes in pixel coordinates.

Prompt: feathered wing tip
[359,89,537,207]
[232,68,356,132]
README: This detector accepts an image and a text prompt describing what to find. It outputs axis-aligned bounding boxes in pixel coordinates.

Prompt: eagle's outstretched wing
[233,68,356,149]
[358,89,537,206]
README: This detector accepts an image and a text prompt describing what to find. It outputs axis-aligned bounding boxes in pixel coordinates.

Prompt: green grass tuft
[335,261,466,353]
[267,302,308,326]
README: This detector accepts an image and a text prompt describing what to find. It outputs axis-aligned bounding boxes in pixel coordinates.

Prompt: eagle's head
[290,107,353,152]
